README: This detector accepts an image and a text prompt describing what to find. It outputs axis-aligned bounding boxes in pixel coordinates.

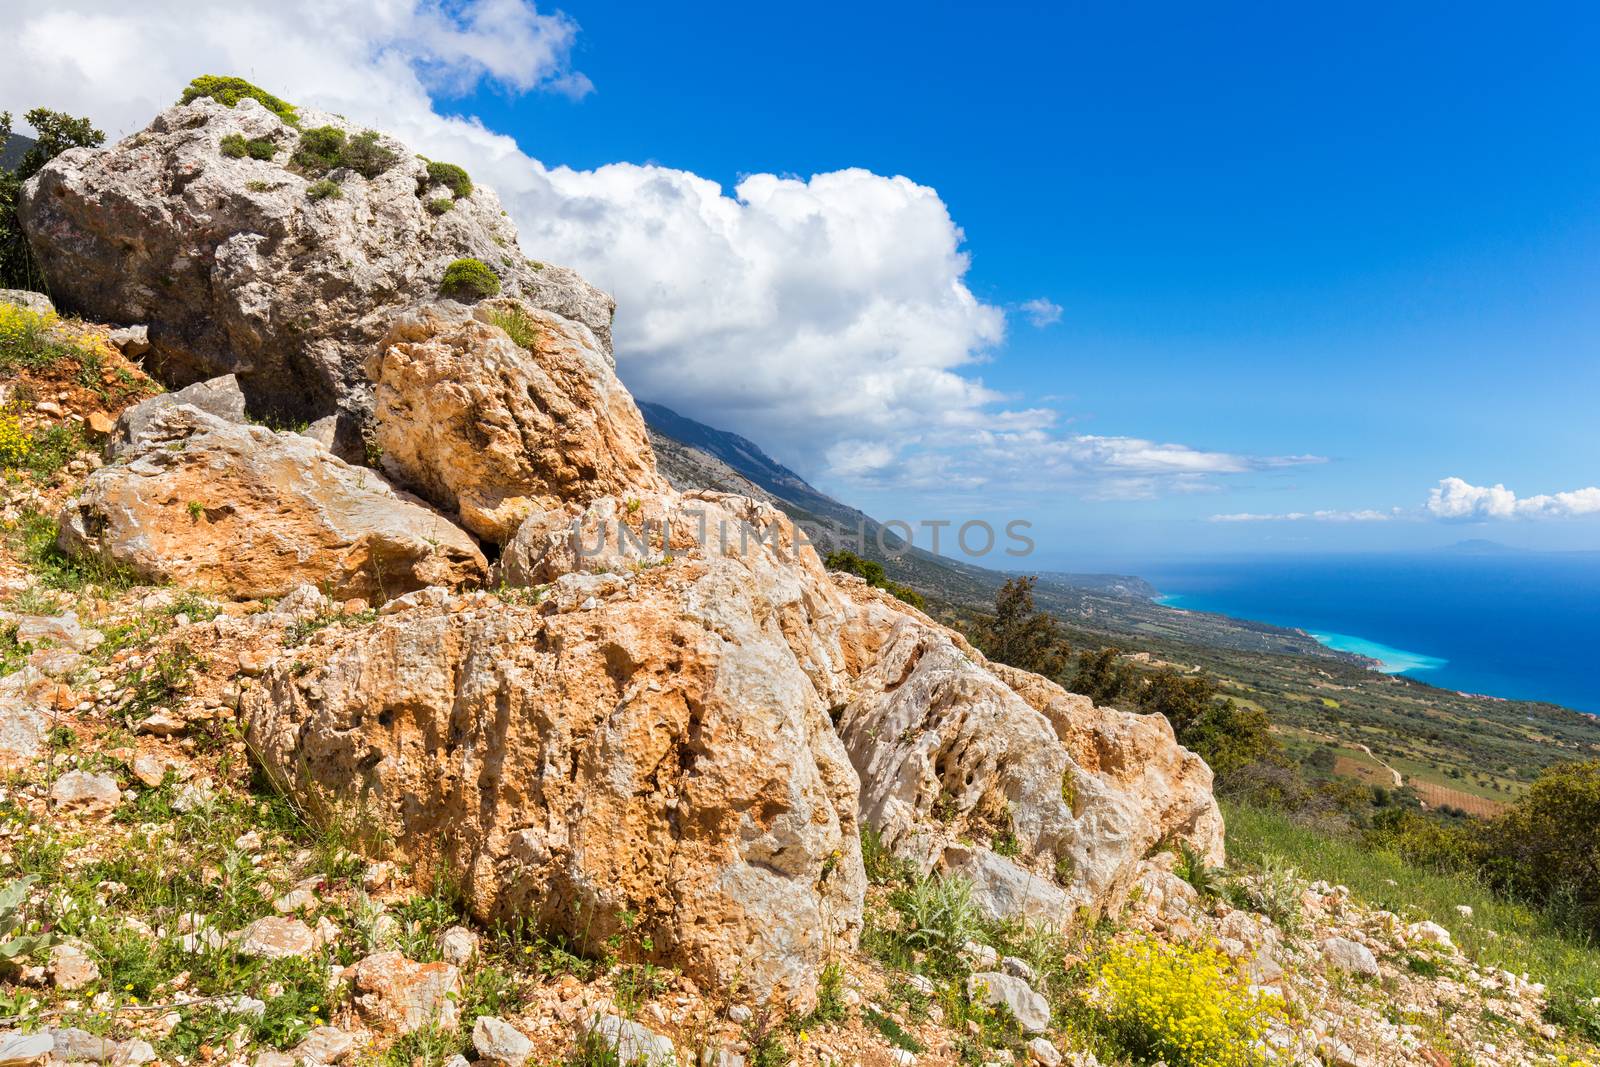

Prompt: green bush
[219,133,276,160]
[292,126,346,175]
[306,179,342,202]
[440,257,500,300]
[341,130,398,179]
[425,161,473,199]
[426,197,454,216]
[486,305,540,349]
[823,550,924,609]
[179,76,298,125]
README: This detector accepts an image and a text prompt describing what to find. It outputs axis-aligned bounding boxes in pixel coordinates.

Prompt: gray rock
[1001,955,1038,982]
[49,1029,118,1064]
[20,96,614,430]
[12,611,103,653]
[438,925,479,968]
[49,770,121,814]
[0,1032,53,1067]
[253,1053,295,1067]
[1321,935,1380,978]
[1026,1038,1062,1066]
[965,971,1051,1033]
[234,916,317,959]
[0,668,52,769]
[107,325,150,357]
[112,1038,155,1067]
[293,1025,358,1065]
[0,290,52,315]
[49,942,100,990]
[105,375,247,459]
[941,846,1074,928]
[471,1016,531,1067]
[578,1014,676,1066]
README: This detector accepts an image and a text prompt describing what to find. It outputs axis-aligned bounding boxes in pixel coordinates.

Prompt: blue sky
[460,0,1600,563]
[8,0,1600,567]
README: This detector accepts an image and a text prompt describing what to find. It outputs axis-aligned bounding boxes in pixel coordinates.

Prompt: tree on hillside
[1,107,106,290]
[823,549,925,609]
[1478,759,1600,931]
[977,576,1069,677]
[1071,645,1134,705]
[1136,668,1277,779]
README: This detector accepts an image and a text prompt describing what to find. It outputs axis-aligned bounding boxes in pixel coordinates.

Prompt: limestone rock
[234,916,316,959]
[437,925,478,968]
[346,952,461,1033]
[966,971,1051,1033]
[0,668,53,768]
[49,943,101,991]
[242,562,866,1011]
[107,325,151,357]
[49,770,120,814]
[20,96,613,432]
[367,301,663,542]
[939,846,1075,927]
[577,1014,676,1066]
[0,1032,53,1067]
[1322,935,1380,978]
[11,611,104,653]
[292,1026,359,1065]
[58,406,486,601]
[471,1016,531,1067]
[106,374,247,460]
[0,290,52,315]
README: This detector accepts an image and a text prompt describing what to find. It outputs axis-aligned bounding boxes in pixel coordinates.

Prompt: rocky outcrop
[106,374,247,460]
[241,564,867,1011]
[18,95,612,436]
[367,300,663,542]
[58,405,486,600]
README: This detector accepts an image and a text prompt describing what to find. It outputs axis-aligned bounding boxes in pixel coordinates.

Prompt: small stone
[0,1032,53,1067]
[49,943,101,991]
[904,973,936,996]
[87,411,116,436]
[347,952,461,1033]
[49,770,121,815]
[438,925,479,967]
[1321,936,1380,978]
[1407,920,1454,951]
[890,1051,916,1066]
[113,1038,155,1067]
[966,972,1050,1033]
[1025,1037,1061,1066]
[234,916,317,959]
[293,1026,358,1065]
[578,1013,676,1066]
[1001,956,1037,982]
[1454,904,1473,919]
[34,401,63,417]
[472,1016,532,1067]
[135,709,186,736]
[274,887,318,914]
[130,754,167,787]
[962,940,999,968]
[254,1052,296,1067]
[726,1004,752,1024]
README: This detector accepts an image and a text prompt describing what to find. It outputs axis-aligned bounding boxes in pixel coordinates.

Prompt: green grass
[1224,800,1600,993]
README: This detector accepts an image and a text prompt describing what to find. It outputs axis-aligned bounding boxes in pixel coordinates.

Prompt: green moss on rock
[425,161,473,200]
[180,76,298,126]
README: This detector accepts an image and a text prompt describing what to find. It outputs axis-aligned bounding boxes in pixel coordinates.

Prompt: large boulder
[57,405,486,600]
[241,562,866,1010]
[366,301,664,542]
[18,94,612,436]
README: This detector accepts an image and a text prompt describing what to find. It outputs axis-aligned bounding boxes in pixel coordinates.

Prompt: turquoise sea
[1142,551,1600,713]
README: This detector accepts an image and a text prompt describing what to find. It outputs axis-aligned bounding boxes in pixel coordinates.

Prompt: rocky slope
[3,84,1593,1067]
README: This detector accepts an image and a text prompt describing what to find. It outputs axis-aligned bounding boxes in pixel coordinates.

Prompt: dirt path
[1355,742,1404,787]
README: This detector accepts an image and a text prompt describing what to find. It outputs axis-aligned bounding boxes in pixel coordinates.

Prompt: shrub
[292,126,346,175]
[179,76,298,125]
[486,305,540,349]
[425,161,473,199]
[341,130,398,179]
[426,197,454,216]
[306,179,342,202]
[1093,936,1279,1067]
[0,414,28,469]
[823,550,924,609]
[220,133,276,160]
[440,258,500,301]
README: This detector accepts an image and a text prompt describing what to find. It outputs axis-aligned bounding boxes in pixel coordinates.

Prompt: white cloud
[1426,477,1600,521]
[1209,509,1396,523]
[2,0,1313,500]
[1018,298,1063,328]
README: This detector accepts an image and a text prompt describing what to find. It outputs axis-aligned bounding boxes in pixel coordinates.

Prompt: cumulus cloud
[2,0,1312,499]
[1426,477,1600,521]
[1209,509,1396,523]
[1018,298,1063,328]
